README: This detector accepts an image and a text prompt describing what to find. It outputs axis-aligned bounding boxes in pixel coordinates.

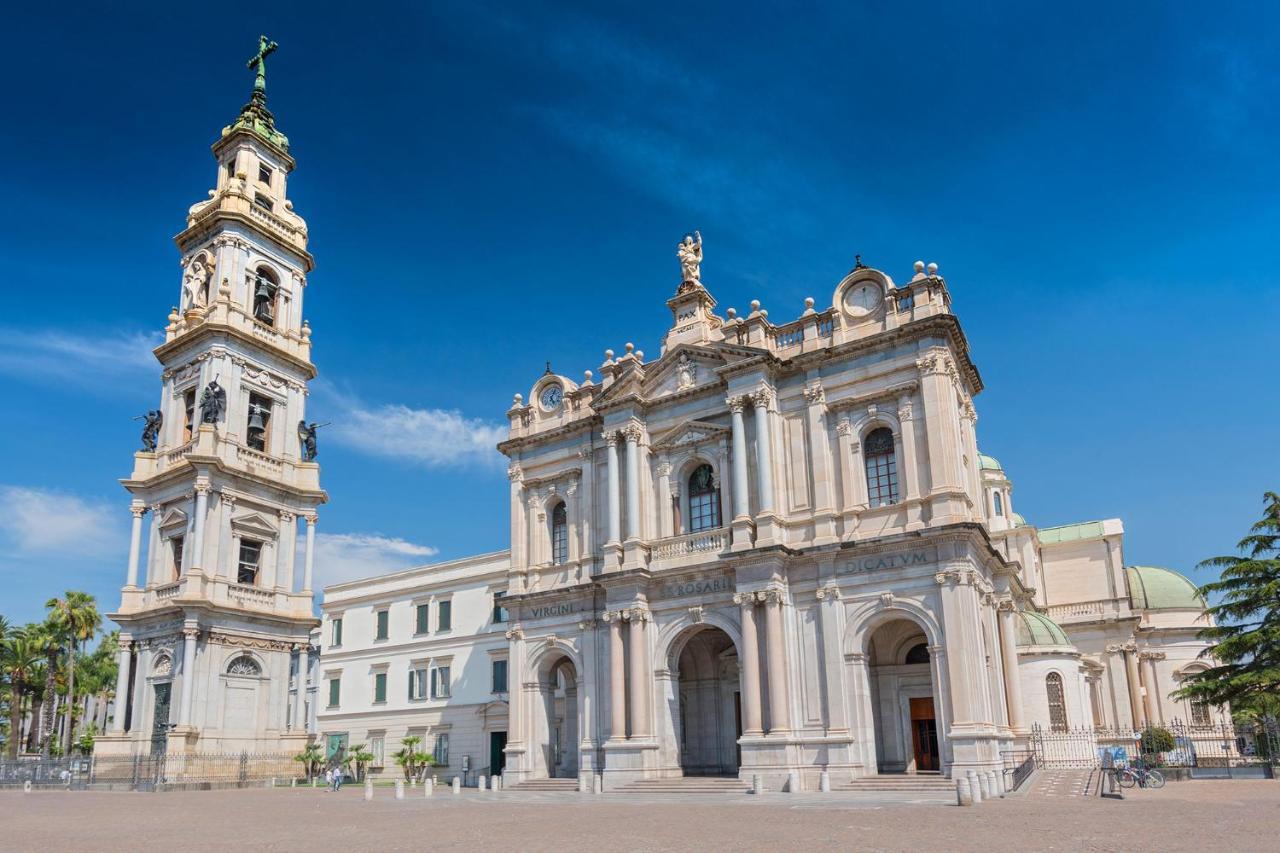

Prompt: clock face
[843,281,883,318]
[539,384,563,410]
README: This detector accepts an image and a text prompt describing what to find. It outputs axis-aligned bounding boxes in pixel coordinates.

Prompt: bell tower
[100,37,324,757]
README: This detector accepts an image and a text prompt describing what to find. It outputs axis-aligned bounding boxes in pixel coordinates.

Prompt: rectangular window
[246,393,272,452]
[375,609,389,640]
[237,539,262,585]
[433,733,449,766]
[492,592,509,624]
[253,192,274,211]
[225,159,236,182]
[492,659,508,694]
[408,665,428,701]
[437,599,452,632]
[328,677,340,708]
[170,536,185,579]
[331,617,343,647]
[183,389,197,442]
[258,163,273,185]
[431,665,451,699]
[373,672,387,704]
[415,603,430,635]
[369,735,385,767]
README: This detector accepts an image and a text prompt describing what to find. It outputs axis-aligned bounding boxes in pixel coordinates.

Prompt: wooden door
[909,697,939,772]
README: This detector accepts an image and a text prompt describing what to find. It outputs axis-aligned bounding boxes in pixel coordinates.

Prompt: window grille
[863,427,900,507]
[226,655,261,676]
[551,503,568,565]
[1046,672,1068,732]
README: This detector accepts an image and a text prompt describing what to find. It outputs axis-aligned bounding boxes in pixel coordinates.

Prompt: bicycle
[1116,764,1165,789]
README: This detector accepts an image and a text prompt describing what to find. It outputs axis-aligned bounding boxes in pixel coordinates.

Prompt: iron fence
[0,752,302,791]
[1029,719,1280,773]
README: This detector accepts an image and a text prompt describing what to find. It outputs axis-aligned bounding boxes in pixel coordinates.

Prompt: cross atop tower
[247,35,278,95]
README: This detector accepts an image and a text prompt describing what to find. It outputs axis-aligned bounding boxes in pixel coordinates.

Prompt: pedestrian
[324,767,333,792]
[333,766,344,792]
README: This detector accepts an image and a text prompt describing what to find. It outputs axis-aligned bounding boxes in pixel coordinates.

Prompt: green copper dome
[1015,611,1073,648]
[1126,566,1205,610]
[1011,512,1027,527]
[979,453,1003,471]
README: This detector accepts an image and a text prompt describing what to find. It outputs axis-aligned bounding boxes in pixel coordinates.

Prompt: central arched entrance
[533,654,580,779]
[672,626,741,777]
[867,618,940,774]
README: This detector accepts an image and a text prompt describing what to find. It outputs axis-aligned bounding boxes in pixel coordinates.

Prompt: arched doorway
[867,618,940,774]
[672,626,741,777]
[533,655,580,779]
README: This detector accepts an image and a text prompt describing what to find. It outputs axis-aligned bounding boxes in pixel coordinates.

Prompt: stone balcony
[118,570,314,619]
[130,424,322,493]
[181,179,309,255]
[163,298,313,369]
[648,528,731,572]
[1042,597,1131,624]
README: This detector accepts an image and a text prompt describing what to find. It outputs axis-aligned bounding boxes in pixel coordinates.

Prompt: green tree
[46,591,101,748]
[392,735,432,781]
[2,627,44,758]
[347,742,376,782]
[33,622,61,758]
[1175,492,1280,710]
[294,742,324,781]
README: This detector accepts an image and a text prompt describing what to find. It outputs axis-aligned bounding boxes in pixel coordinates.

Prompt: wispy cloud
[0,485,127,559]
[304,532,439,589]
[0,327,160,392]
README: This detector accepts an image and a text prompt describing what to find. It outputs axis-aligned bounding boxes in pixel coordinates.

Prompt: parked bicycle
[1116,763,1165,789]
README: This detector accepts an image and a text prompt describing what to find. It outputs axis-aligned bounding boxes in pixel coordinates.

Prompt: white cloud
[0,486,127,559]
[304,532,439,589]
[327,401,506,468]
[0,328,160,391]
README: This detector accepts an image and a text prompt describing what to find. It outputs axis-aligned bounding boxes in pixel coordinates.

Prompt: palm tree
[33,622,61,757]
[47,591,101,748]
[2,627,44,758]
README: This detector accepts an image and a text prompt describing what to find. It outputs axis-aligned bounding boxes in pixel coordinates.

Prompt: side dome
[979,453,1002,471]
[1015,611,1073,649]
[1011,512,1027,527]
[1126,565,1205,610]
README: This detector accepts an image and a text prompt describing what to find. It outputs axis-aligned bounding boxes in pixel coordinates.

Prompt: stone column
[762,588,790,733]
[897,395,925,529]
[1121,645,1144,728]
[577,446,594,565]
[606,613,626,740]
[293,645,308,730]
[734,593,764,736]
[1140,652,1165,725]
[110,640,133,733]
[145,503,163,586]
[190,480,211,572]
[656,460,673,538]
[125,502,146,587]
[816,584,848,732]
[300,513,317,594]
[752,391,775,514]
[627,608,650,738]
[997,601,1025,732]
[178,627,199,727]
[278,511,297,592]
[133,645,154,734]
[605,433,621,545]
[729,398,750,521]
[508,465,525,571]
[803,384,836,543]
[624,427,641,541]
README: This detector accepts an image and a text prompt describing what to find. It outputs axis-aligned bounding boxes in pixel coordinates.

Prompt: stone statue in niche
[198,379,226,424]
[252,274,278,324]
[677,230,702,283]
[182,256,212,310]
[676,352,696,390]
[297,420,329,462]
[136,410,163,451]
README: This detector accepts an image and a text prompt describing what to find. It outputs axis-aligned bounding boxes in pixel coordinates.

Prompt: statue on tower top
[677,230,703,285]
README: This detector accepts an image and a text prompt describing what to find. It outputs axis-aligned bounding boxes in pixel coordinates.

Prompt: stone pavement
[1,779,1276,852]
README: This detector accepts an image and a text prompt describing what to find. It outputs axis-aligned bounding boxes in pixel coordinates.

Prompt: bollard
[966,770,982,803]
[23,781,32,794]
[480,775,489,791]
[977,772,992,801]
[956,776,973,806]
[364,780,374,801]
[819,770,830,793]
[994,771,1006,798]
[395,780,405,800]
[592,774,602,795]
[312,777,318,788]
[578,774,588,793]
[986,771,999,799]
[787,770,801,793]
[494,775,502,791]
[410,777,416,788]
[424,777,434,797]
[751,773,764,795]
[291,778,297,788]
[452,776,461,795]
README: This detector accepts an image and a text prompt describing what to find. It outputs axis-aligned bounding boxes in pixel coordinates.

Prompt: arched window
[863,427,900,507]
[993,491,1004,517]
[687,464,721,532]
[904,643,930,664]
[252,267,279,326]
[1046,672,1068,732]
[227,655,262,676]
[550,502,568,565]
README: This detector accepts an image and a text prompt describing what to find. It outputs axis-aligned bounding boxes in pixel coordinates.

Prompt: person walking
[333,765,344,792]
[324,767,333,792]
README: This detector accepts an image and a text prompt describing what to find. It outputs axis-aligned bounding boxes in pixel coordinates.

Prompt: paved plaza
[1,778,1277,852]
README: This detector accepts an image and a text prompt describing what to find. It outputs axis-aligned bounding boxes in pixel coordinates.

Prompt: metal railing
[0,751,302,791]
[1029,719,1280,772]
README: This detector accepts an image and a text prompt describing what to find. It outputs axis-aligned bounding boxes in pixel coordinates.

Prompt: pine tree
[1175,491,1280,709]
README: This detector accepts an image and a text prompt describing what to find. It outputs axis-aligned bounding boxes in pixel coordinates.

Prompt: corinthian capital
[750,387,774,409]
[508,464,524,483]
[726,395,746,414]
[802,383,825,405]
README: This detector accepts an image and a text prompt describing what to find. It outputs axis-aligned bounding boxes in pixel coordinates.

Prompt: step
[621,778,751,794]
[508,779,582,791]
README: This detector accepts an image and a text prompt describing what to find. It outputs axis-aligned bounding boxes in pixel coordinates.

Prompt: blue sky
[1,1,1276,626]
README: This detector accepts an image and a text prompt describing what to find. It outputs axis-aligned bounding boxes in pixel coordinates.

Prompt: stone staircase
[833,773,954,794]
[619,776,752,794]
[507,778,582,792]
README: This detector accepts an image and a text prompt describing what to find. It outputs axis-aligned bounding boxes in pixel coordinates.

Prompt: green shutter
[374,672,386,703]
[376,610,388,640]
[438,600,452,631]
[416,604,429,634]
[329,677,340,707]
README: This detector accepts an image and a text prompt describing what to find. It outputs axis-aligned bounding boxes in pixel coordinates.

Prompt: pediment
[651,419,730,450]
[158,507,188,530]
[641,344,726,400]
[230,511,278,537]
[591,361,646,408]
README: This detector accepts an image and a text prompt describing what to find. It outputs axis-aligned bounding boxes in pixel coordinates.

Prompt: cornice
[153,321,318,381]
